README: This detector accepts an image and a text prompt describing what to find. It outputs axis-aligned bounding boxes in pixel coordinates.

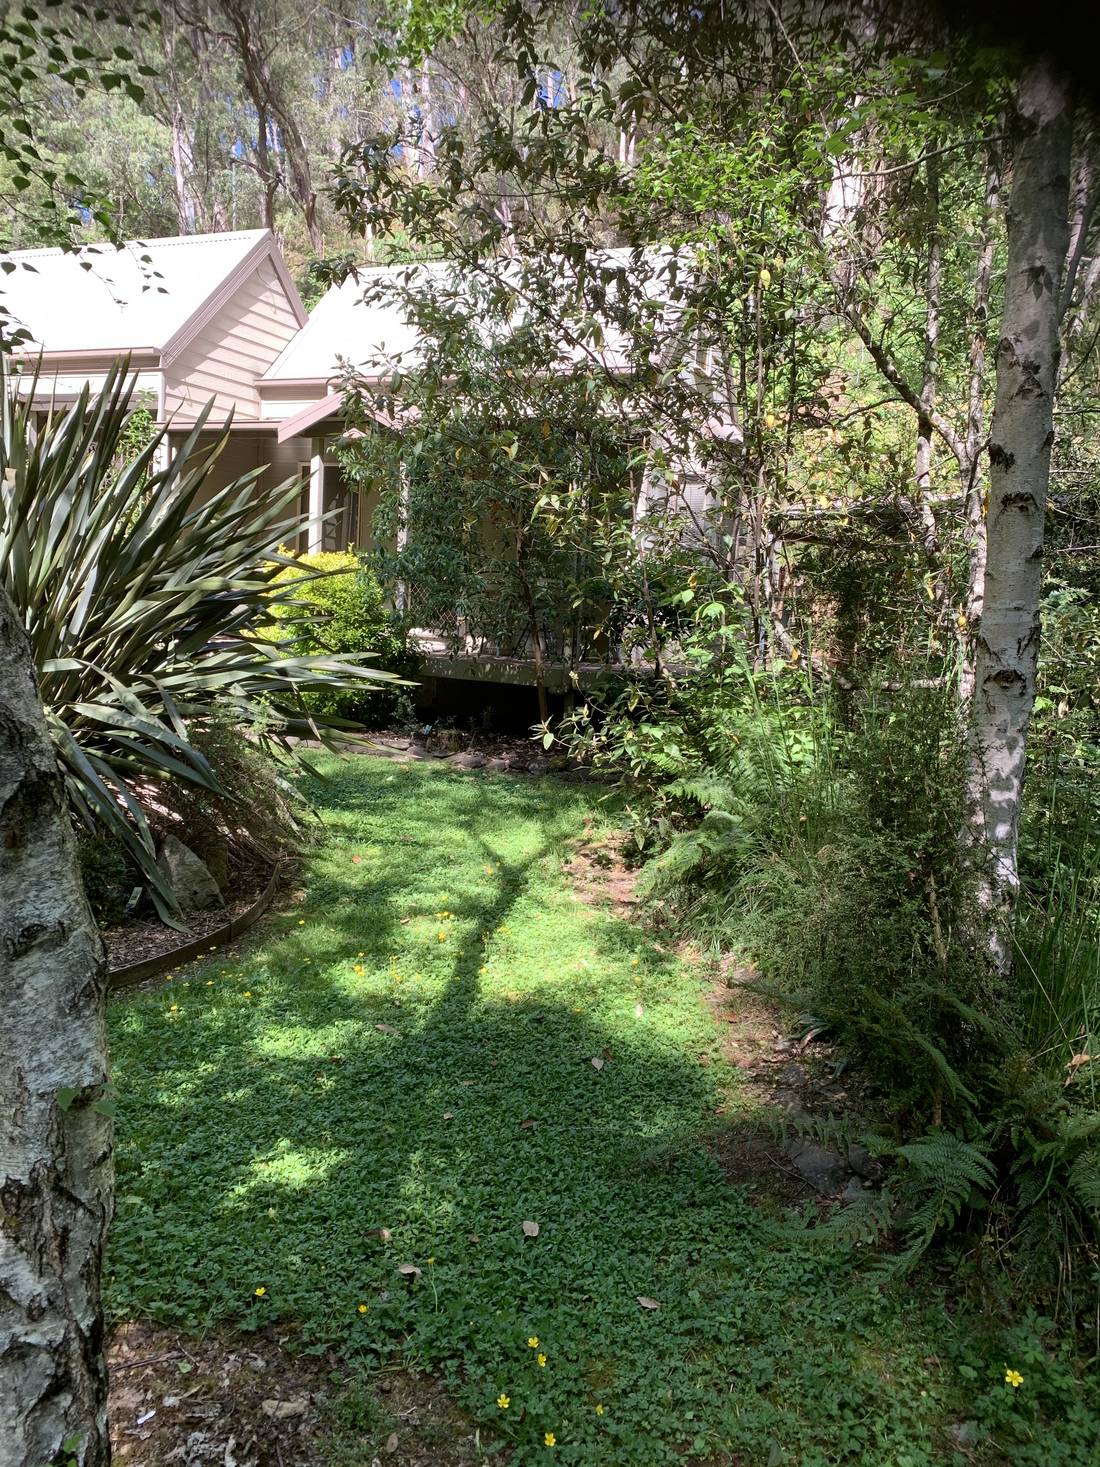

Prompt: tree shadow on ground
[106,759,982,1465]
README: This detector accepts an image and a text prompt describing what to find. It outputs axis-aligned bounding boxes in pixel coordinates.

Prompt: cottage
[1,229,352,551]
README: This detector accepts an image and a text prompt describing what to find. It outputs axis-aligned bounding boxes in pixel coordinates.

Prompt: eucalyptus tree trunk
[0,589,113,1467]
[967,59,1072,968]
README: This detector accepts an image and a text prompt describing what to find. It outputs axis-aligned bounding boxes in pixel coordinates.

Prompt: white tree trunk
[0,588,113,1467]
[967,59,1073,966]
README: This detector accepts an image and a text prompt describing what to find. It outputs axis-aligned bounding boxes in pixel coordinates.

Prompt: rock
[261,1398,308,1421]
[507,758,530,772]
[157,835,223,913]
[770,1089,809,1122]
[774,1061,809,1089]
[485,757,511,773]
[451,751,487,769]
[427,728,465,754]
[526,756,549,776]
[546,754,569,772]
[847,1143,884,1181]
[841,1176,867,1203]
[784,1138,849,1194]
[190,832,229,891]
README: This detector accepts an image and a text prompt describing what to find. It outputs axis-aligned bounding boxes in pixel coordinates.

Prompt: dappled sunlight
[106,757,1009,1464]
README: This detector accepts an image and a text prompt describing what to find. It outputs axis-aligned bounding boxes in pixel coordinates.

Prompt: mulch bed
[107,1320,507,1467]
[102,879,269,977]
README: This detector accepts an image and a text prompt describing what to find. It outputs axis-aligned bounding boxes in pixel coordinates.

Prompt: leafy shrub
[268,551,419,727]
[0,360,396,916]
[77,832,138,927]
[565,598,1100,1302]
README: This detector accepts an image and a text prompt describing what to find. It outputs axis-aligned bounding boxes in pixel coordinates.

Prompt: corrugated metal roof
[1,230,271,354]
[260,250,651,386]
[261,261,455,384]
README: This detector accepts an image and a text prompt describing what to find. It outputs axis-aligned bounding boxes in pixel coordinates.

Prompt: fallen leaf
[468,1232,480,1244]
[1065,1053,1095,1084]
[396,1263,422,1277]
[136,1409,156,1426]
[601,1046,614,1060]
[385,1432,399,1453]
[522,1219,540,1238]
[635,1003,644,1017]
[352,855,363,865]
[442,1111,454,1121]
[518,1116,537,1128]
[367,1227,393,1243]
[375,1023,401,1037]
[637,1296,661,1310]
[590,1056,605,1071]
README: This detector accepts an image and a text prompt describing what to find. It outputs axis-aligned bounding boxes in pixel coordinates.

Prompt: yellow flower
[595,1404,604,1416]
[437,931,447,942]
[206,980,214,987]
[169,1004,179,1012]
[427,1256,435,1265]
[1005,1368,1024,1389]
[254,1286,266,1297]
[527,1336,539,1349]
[243,991,252,999]
[298,919,305,926]
[358,1303,368,1314]
[630,957,639,967]
[537,1353,547,1368]
[497,1394,510,1409]
[544,1432,556,1447]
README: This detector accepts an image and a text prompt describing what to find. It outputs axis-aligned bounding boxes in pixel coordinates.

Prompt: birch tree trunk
[0,589,113,1467]
[967,59,1072,967]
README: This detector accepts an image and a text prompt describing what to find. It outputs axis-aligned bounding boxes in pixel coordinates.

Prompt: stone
[157,834,224,913]
[546,754,569,772]
[189,831,229,891]
[846,1143,884,1181]
[526,756,549,776]
[260,1398,308,1421]
[485,757,511,773]
[427,728,465,754]
[451,751,488,769]
[784,1138,849,1195]
[841,1177,867,1203]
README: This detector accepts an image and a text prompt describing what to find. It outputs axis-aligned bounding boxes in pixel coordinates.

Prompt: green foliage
[269,550,417,726]
[105,754,1100,1464]
[77,831,137,927]
[566,596,1100,1299]
[0,3,159,335]
[0,360,394,915]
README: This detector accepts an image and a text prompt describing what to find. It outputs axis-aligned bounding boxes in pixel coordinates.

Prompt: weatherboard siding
[164,258,302,421]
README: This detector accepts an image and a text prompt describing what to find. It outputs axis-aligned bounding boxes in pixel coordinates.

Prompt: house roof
[259,252,649,389]
[261,261,456,386]
[1,229,306,361]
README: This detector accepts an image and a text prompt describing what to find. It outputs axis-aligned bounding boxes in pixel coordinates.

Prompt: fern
[1067,1149,1100,1215]
[894,1132,995,1250]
